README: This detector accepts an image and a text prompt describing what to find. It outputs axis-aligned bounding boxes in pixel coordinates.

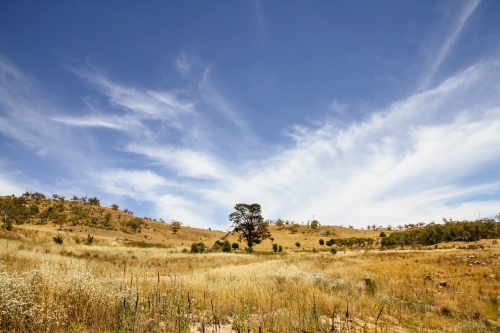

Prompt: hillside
[0,193,384,251]
[2,194,500,332]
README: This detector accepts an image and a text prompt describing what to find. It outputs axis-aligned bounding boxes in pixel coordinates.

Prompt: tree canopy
[170,220,182,234]
[381,219,500,246]
[228,203,271,248]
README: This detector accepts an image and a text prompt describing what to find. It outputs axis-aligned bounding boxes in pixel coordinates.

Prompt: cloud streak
[109,58,500,227]
[419,0,481,90]
[1,37,500,228]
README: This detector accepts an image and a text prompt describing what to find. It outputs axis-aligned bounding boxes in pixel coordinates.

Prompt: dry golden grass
[1,225,499,333]
[18,216,383,252]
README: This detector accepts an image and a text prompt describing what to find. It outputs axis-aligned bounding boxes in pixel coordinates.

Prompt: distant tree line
[318,237,374,247]
[381,219,500,246]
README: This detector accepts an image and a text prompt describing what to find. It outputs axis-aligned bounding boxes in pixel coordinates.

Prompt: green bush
[190,242,206,253]
[330,248,337,254]
[232,242,239,250]
[319,239,324,245]
[53,235,63,244]
[214,240,231,252]
[272,243,278,252]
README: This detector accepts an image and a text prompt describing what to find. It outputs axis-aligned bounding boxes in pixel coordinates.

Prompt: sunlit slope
[0,195,384,250]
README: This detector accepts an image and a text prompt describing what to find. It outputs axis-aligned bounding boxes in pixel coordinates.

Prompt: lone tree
[228,203,271,249]
[170,220,182,234]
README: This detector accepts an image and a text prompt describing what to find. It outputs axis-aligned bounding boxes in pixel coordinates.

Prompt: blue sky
[1,0,500,228]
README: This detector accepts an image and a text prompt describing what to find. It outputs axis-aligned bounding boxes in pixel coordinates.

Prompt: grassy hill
[0,193,384,251]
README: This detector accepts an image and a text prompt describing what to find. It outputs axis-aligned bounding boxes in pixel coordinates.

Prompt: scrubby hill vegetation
[0,191,151,233]
[382,218,500,247]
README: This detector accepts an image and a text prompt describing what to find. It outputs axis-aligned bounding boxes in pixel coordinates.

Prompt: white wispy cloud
[92,168,216,226]
[418,0,481,90]
[126,144,228,180]
[0,164,26,196]
[66,63,249,147]
[252,0,266,30]
[198,67,249,131]
[53,58,500,227]
[174,54,192,78]
[51,115,138,130]
[68,66,196,127]
[2,43,500,229]
[0,57,78,157]
[93,169,171,198]
[188,59,500,225]
[329,99,349,116]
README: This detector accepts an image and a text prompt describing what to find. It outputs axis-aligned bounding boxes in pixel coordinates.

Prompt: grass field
[1,197,499,332]
[1,223,499,333]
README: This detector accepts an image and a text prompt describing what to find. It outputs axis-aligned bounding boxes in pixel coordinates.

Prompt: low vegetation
[382,219,500,247]
[1,194,500,332]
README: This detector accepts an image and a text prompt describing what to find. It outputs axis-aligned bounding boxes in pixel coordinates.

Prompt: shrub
[110,203,119,210]
[330,248,337,254]
[126,218,144,233]
[53,235,63,244]
[221,241,231,252]
[325,240,333,247]
[213,240,231,252]
[288,224,299,234]
[379,232,387,238]
[295,242,300,248]
[278,245,283,252]
[319,239,324,245]
[272,244,278,252]
[365,278,377,296]
[190,242,205,253]
[86,234,93,245]
[232,242,239,250]
[88,197,100,206]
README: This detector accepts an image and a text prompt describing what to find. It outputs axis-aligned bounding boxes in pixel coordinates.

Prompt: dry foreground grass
[1,226,500,333]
